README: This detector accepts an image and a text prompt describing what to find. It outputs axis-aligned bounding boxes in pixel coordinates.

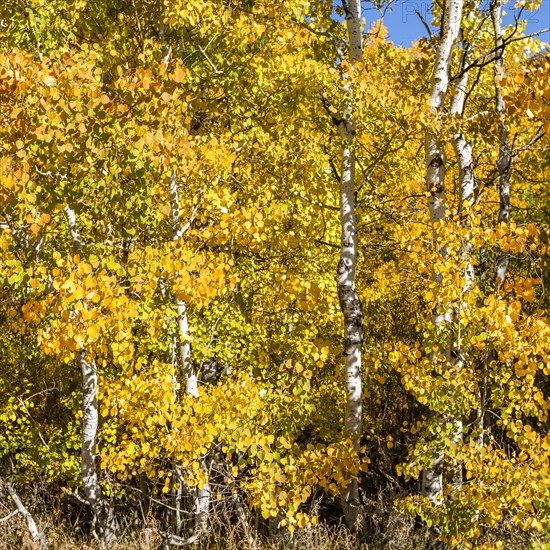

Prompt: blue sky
[362,0,550,47]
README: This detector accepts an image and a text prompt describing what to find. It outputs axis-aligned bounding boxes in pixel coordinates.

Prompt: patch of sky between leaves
[352,0,550,47]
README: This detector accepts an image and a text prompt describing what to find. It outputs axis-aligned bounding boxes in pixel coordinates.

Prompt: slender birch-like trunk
[448,42,475,492]
[422,0,463,505]
[168,174,199,399]
[64,206,118,546]
[337,0,364,530]
[165,174,196,535]
[491,0,511,287]
[473,0,513,453]
[452,47,475,221]
[168,173,209,537]
[80,349,118,545]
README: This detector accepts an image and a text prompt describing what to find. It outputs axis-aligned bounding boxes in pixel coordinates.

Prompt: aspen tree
[447,38,474,493]
[64,205,118,547]
[168,172,210,539]
[337,0,364,529]
[422,0,463,505]
[491,0,512,286]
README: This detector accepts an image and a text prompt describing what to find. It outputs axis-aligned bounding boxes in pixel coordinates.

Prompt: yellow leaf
[173,67,185,83]
[30,278,41,289]
[73,287,84,300]
[274,472,287,483]
[42,75,56,87]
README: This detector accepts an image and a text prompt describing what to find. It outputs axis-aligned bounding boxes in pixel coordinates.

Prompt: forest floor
[0,496,545,549]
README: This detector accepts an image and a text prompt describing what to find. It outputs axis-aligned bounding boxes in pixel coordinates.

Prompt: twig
[198,44,222,75]
[0,510,18,523]
[416,10,434,40]
[452,27,550,82]
[291,191,339,211]
[315,239,340,249]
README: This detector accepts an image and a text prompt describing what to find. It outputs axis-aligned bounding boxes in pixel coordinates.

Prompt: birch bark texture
[448,39,476,493]
[168,173,210,538]
[422,0,463,505]
[451,41,475,300]
[490,0,512,288]
[168,173,199,398]
[64,206,118,546]
[425,0,463,255]
[80,350,119,546]
[337,0,364,530]
[451,45,475,217]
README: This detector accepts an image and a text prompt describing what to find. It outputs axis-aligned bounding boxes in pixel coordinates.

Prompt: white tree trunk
[448,44,475,492]
[175,300,198,398]
[450,55,474,287]
[422,0,463,506]
[168,173,209,537]
[491,0,511,288]
[337,0,364,530]
[168,173,199,399]
[80,350,119,546]
[64,205,83,249]
[474,0,513,459]
[426,0,463,233]
[64,206,118,546]
[194,476,211,535]
[451,45,475,216]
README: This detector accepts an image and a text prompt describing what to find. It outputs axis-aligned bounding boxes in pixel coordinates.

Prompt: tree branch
[416,10,434,40]
[292,191,339,211]
[1,480,48,548]
[452,27,550,82]
[0,509,18,523]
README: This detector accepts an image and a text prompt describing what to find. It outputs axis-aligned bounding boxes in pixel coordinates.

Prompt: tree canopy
[0,1,549,548]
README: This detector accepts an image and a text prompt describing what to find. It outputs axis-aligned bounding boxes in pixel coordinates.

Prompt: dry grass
[0,502,428,550]
[2,498,543,550]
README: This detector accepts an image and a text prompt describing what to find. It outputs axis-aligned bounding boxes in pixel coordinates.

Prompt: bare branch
[0,296,17,307]
[297,19,331,37]
[315,239,340,248]
[452,27,550,82]
[131,0,145,54]
[292,191,339,211]
[416,10,434,40]
[1,480,48,548]
[198,44,222,75]
[511,125,545,156]
[0,509,18,523]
